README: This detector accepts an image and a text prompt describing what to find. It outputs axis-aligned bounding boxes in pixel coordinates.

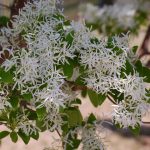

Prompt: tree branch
[107,95,117,104]
[139,25,150,60]
[142,121,150,124]
[56,129,61,137]
[65,80,88,91]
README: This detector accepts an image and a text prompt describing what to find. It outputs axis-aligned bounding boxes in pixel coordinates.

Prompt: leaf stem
[56,129,61,137]
[56,129,65,149]
[107,95,117,104]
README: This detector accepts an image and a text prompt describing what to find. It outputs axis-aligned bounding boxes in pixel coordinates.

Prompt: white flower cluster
[81,125,105,150]
[0,86,10,111]
[80,35,128,94]
[0,0,77,133]
[16,110,39,135]
[112,98,149,128]
[42,102,63,131]
[79,0,150,33]
[0,0,76,111]
[63,123,105,150]
[112,74,150,128]
[70,21,150,127]
[12,0,58,34]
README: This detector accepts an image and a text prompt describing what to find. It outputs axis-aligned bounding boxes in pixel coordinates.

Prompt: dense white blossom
[81,125,105,150]
[0,0,150,143]
[0,89,10,111]
[0,84,11,111]
[113,73,147,100]
[79,33,128,94]
[63,123,106,150]
[16,110,39,135]
[112,98,150,128]
[42,102,63,131]
[1,0,77,110]
[111,73,150,127]
[0,0,78,135]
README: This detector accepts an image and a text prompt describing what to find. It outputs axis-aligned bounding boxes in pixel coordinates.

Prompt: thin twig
[56,129,61,137]
[56,129,65,149]
[142,121,150,124]
[107,95,117,104]
[66,80,117,105]
[0,122,7,125]
[20,100,35,112]
[65,80,88,91]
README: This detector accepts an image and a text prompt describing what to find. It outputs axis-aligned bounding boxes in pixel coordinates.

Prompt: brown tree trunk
[139,25,150,59]
[11,0,28,17]
[138,25,150,67]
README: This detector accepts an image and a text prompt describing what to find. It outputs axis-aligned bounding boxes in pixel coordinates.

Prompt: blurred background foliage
[1,0,149,34]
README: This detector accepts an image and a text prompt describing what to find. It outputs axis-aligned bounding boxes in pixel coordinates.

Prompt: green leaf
[122,60,134,76]
[39,83,48,90]
[36,107,46,120]
[135,60,150,82]
[22,93,33,101]
[30,131,39,140]
[65,31,74,47]
[107,37,114,48]
[81,90,87,98]
[0,68,14,83]
[64,20,70,26]
[61,114,69,136]
[109,89,124,102]
[62,61,74,79]
[129,124,140,136]
[18,130,30,144]
[52,13,65,21]
[70,98,81,105]
[9,110,17,123]
[9,96,19,108]
[66,138,81,150]
[0,111,8,121]
[88,90,106,107]
[87,113,96,124]
[27,110,37,120]
[132,46,138,54]
[114,122,122,129]
[112,46,124,55]
[61,123,69,136]
[10,132,18,143]
[75,76,85,86]
[0,16,9,26]
[0,131,10,139]
[36,120,46,132]
[64,107,83,128]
